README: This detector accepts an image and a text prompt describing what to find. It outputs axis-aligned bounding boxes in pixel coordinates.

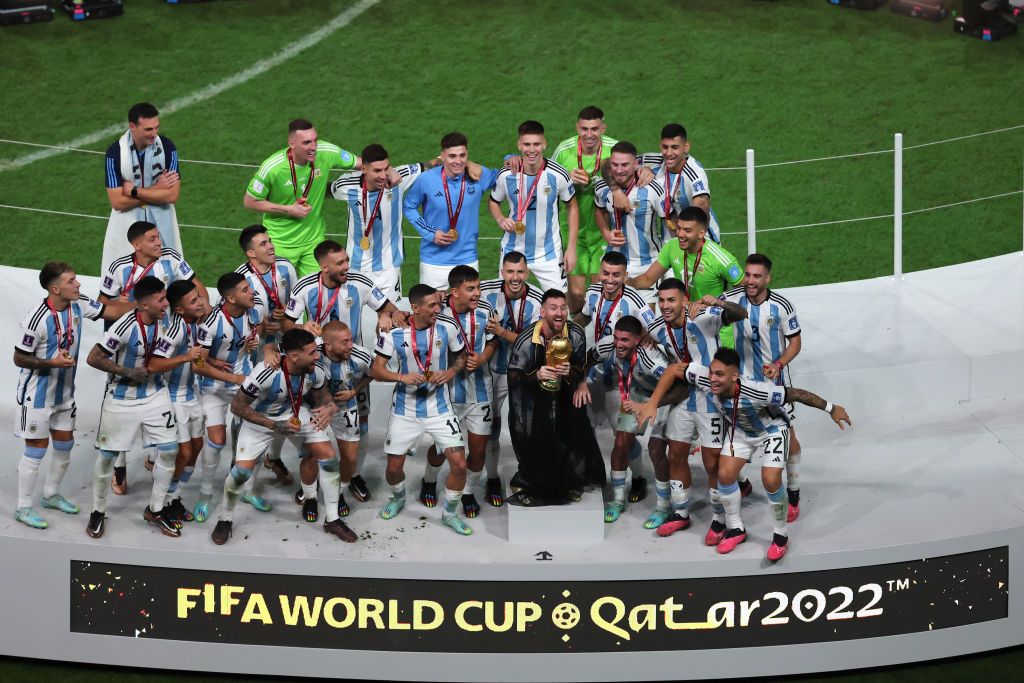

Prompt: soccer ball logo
[551,602,580,630]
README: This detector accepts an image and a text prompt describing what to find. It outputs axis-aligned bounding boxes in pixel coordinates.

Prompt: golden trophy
[541,333,572,392]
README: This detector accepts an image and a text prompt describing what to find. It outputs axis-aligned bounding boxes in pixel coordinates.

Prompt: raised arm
[627,261,669,292]
[785,387,851,430]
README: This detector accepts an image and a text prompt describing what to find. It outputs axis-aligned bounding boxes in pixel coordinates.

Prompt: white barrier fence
[1,124,1023,275]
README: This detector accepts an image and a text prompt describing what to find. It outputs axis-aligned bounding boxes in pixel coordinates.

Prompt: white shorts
[666,405,725,449]
[385,412,464,456]
[453,402,492,437]
[611,403,668,438]
[331,405,362,443]
[201,386,236,428]
[173,399,205,443]
[96,392,178,452]
[353,266,402,304]
[420,261,478,291]
[14,399,76,439]
[526,256,567,294]
[627,262,658,304]
[721,426,790,469]
[235,407,331,462]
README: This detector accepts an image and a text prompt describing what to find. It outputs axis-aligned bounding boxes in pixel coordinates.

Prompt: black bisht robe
[506,321,605,505]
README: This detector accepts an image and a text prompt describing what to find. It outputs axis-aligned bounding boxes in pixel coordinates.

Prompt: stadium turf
[0,0,1021,680]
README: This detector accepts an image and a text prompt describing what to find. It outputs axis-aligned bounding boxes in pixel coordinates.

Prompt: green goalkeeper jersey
[246,142,357,249]
[551,134,618,248]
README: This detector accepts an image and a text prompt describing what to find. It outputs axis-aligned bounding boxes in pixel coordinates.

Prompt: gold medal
[514,220,526,235]
[360,236,371,250]
[62,351,72,360]
[448,229,459,241]
[192,356,204,368]
[423,370,434,382]
[288,416,301,429]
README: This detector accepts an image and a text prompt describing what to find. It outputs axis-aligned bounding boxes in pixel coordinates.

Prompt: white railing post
[746,148,756,255]
[894,133,903,280]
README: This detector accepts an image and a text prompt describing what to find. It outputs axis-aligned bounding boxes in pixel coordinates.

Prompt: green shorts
[565,232,607,277]
[273,243,320,278]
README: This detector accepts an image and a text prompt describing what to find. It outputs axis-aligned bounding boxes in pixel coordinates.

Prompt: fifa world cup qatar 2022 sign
[71,548,1008,652]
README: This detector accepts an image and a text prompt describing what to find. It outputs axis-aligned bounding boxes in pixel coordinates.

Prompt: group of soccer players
[12,105,851,561]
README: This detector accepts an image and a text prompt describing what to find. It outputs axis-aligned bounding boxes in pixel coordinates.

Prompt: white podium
[506,490,605,545]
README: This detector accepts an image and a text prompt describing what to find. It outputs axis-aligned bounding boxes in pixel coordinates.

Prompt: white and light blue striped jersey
[197,302,265,391]
[99,310,173,401]
[589,338,670,403]
[490,159,574,263]
[479,279,543,375]
[235,257,298,336]
[686,364,789,438]
[440,300,495,405]
[15,296,105,409]
[649,311,726,413]
[322,344,373,412]
[331,163,421,274]
[593,178,668,269]
[375,320,465,418]
[580,284,655,341]
[641,153,721,244]
[100,248,194,301]
[725,287,801,384]
[240,361,327,420]
[155,312,201,403]
[285,273,387,345]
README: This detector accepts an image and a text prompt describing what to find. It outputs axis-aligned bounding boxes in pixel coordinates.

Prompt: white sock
[442,487,462,515]
[669,479,690,518]
[787,449,801,492]
[220,466,250,522]
[318,458,341,523]
[17,449,45,509]
[768,486,788,537]
[466,468,484,493]
[709,488,725,524]
[611,469,627,504]
[200,441,224,496]
[93,452,117,513]
[149,449,176,512]
[720,482,744,531]
[423,460,442,484]
[390,480,406,498]
[655,479,671,511]
[301,479,318,503]
[43,443,72,499]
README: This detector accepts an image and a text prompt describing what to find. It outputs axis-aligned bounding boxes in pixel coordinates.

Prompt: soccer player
[85,277,181,539]
[420,266,498,517]
[370,284,473,536]
[577,316,684,527]
[101,102,181,273]
[244,119,364,276]
[725,253,805,521]
[13,263,130,529]
[317,320,375,516]
[330,143,426,303]
[479,251,544,506]
[403,132,500,289]
[636,348,851,561]
[550,106,619,313]
[647,278,747,540]
[213,329,355,544]
[488,120,577,292]
[235,224,298,349]
[283,239,405,341]
[594,142,668,304]
[101,220,207,306]
[194,273,267,522]
[638,123,722,244]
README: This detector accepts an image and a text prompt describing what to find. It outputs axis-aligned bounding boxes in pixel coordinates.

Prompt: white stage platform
[1,255,1022,680]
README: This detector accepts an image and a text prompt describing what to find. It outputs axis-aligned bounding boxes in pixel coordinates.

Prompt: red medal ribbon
[576,137,603,175]
[314,275,342,325]
[45,299,73,353]
[663,164,684,216]
[287,149,315,202]
[410,324,435,376]
[281,357,305,422]
[124,257,156,296]
[449,301,476,355]
[594,289,623,343]
[618,352,637,405]
[613,176,638,234]
[249,262,282,310]
[441,169,467,231]
[503,284,527,334]
[683,240,705,297]
[667,322,690,363]
[361,176,386,241]
[135,311,156,365]
[516,160,545,223]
